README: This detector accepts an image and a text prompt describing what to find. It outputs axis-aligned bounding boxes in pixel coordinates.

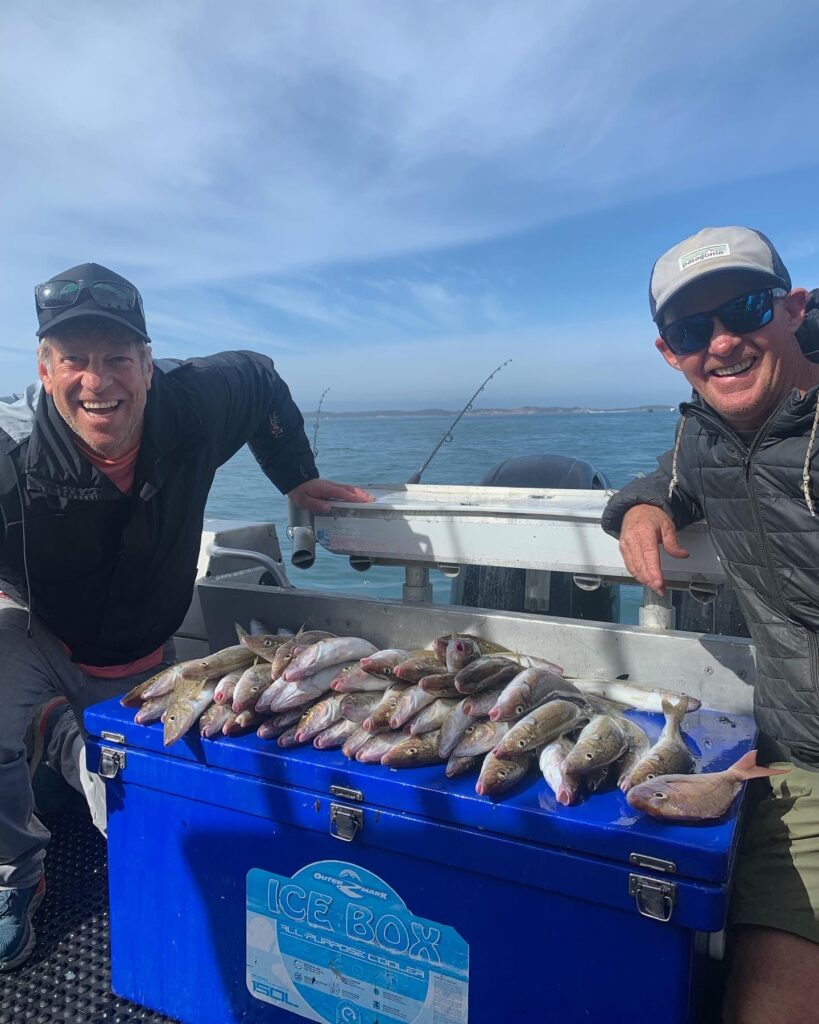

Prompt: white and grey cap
[649,226,791,324]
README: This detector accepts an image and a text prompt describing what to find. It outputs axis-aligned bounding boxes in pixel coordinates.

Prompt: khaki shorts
[730,759,819,944]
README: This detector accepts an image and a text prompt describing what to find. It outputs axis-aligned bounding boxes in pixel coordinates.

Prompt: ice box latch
[629,874,676,922]
[330,803,364,842]
[98,747,127,779]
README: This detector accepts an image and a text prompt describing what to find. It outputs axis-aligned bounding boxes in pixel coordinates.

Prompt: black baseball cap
[35,262,151,342]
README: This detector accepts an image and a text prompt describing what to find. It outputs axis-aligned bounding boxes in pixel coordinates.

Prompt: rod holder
[287,499,316,569]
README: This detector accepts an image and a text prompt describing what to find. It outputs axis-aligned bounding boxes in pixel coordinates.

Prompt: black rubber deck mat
[0,809,178,1024]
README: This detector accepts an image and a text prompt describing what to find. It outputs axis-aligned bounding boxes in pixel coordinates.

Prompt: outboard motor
[450,454,620,623]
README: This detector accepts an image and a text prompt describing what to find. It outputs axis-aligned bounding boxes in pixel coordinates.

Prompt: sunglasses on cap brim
[659,288,787,356]
[35,279,144,317]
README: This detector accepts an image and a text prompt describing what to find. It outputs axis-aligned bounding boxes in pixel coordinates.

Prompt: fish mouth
[709,357,755,378]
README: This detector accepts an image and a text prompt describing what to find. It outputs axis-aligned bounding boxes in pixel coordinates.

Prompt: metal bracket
[98,747,127,780]
[330,785,364,802]
[330,803,364,842]
[100,731,126,745]
[629,873,676,922]
[629,853,677,874]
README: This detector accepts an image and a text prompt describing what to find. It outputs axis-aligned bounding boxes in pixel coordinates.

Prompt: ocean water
[205,410,680,619]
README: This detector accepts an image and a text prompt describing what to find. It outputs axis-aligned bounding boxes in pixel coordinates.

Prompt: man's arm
[601,447,703,595]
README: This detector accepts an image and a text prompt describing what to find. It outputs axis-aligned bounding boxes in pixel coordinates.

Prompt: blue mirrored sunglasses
[659,288,787,356]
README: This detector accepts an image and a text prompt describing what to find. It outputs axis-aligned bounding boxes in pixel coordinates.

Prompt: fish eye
[408,746,417,755]
[646,773,655,780]
[515,705,524,715]
[517,740,526,749]
[498,769,508,779]
[384,667,392,675]
[263,639,274,647]
[584,752,593,760]
[653,791,667,800]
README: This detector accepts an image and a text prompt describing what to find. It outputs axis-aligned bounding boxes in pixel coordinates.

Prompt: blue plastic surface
[85,697,757,1024]
[86,697,756,885]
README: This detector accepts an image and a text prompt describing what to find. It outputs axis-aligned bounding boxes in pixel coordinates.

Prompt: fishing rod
[312,387,330,458]
[406,359,512,484]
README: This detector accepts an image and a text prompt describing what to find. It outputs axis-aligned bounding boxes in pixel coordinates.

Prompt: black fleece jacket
[0,351,317,666]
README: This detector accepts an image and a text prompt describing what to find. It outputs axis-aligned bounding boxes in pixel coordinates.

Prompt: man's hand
[287,479,374,515]
[619,504,689,596]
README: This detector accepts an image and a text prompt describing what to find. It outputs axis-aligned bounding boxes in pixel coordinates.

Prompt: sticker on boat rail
[246,860,469,1023]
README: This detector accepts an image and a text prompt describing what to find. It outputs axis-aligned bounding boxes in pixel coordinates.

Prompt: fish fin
[661,695,689,723]
[234,622,248,640]
[730,749,791,780]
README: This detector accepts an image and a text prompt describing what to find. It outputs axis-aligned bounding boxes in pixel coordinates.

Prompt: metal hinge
[98,747,127,779]
[629,873,677,922]
[330,803,364,842]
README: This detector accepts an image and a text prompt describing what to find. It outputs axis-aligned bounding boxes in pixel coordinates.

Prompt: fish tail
[730,749,791,780]
[661,695,689,725]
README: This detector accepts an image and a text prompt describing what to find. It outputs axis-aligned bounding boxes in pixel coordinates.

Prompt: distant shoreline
[307,405,677,418]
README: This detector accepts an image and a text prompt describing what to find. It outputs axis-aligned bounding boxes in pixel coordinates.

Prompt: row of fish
[121,625,784,818]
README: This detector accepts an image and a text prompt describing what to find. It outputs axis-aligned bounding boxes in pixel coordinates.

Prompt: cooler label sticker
[247,860,469,1023]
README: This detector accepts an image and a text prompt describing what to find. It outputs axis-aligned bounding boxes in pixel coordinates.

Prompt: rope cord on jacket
[803,399,819,517]
[668,416,688,500]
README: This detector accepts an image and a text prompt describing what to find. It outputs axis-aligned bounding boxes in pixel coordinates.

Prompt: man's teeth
[81,401,119,410]
[712,359,754,377]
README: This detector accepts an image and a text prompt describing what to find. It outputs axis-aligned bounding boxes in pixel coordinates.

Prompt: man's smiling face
[38,325,153,459]
[655,272,809,431]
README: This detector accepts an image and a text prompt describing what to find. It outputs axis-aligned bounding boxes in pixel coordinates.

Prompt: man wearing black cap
[0,262,370,971]
[602,227,819,1021]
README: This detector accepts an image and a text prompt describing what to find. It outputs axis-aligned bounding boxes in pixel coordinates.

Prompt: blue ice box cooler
[86,698,755,1024]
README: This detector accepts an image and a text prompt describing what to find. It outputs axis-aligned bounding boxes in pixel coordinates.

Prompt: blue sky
[3,1,819,411]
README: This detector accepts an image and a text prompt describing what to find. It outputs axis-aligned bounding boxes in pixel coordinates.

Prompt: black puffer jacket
[602,388,819,769]
[0,351,318,666]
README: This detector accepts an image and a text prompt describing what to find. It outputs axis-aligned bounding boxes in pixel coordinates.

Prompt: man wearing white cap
[602,227,819,1022]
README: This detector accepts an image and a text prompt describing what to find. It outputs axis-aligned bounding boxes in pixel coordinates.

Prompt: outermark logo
[314,868,389,902]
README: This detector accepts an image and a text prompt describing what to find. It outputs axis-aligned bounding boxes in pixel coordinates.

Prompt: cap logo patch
[679,243,730,272]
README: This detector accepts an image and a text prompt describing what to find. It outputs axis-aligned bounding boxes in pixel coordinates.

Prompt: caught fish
[267,662,358,713]
[295,694,344,743]
[239,633,291,662]
[121,664,182,707]
[619,698,695,791]
[313,718,361,749]
[223,710,263,736]
[356,732,406,763]
[339,691,384,723]
[268,630,337,677]
[585,764,612,794]
[408,698,461,736]
[360,649,428,677]
[199,703,235,738]
[417,673,459,695]
[462,684,507,717]
[539,736,582,806]
[393,657,449,682]
[342,726,372,760]
[438,699,473,758]
[331,664,393,693]
[381,729,445,768]
[256,709,303,740]
[432,634,507,662]
[163,679,217,746]
[614,718,652,791]
[493,700,587,759]
[626,750,790,821]
[389,686,437,729]
[362,683,412,734]
[180,645,256,681]
[570,679,701,714]
[453,719,509,757]
[490,668,581,722]
[277,723,307,748]
[560,714,630,775]
[234,623,249,641]
[213,669,244,706]
[445,753,481,778]
[476,751,533,797]
[444,637,484,673]
[284,638,378,682]
[232,664,273,714]
[454,656,521,695]
[134,692,172,725]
